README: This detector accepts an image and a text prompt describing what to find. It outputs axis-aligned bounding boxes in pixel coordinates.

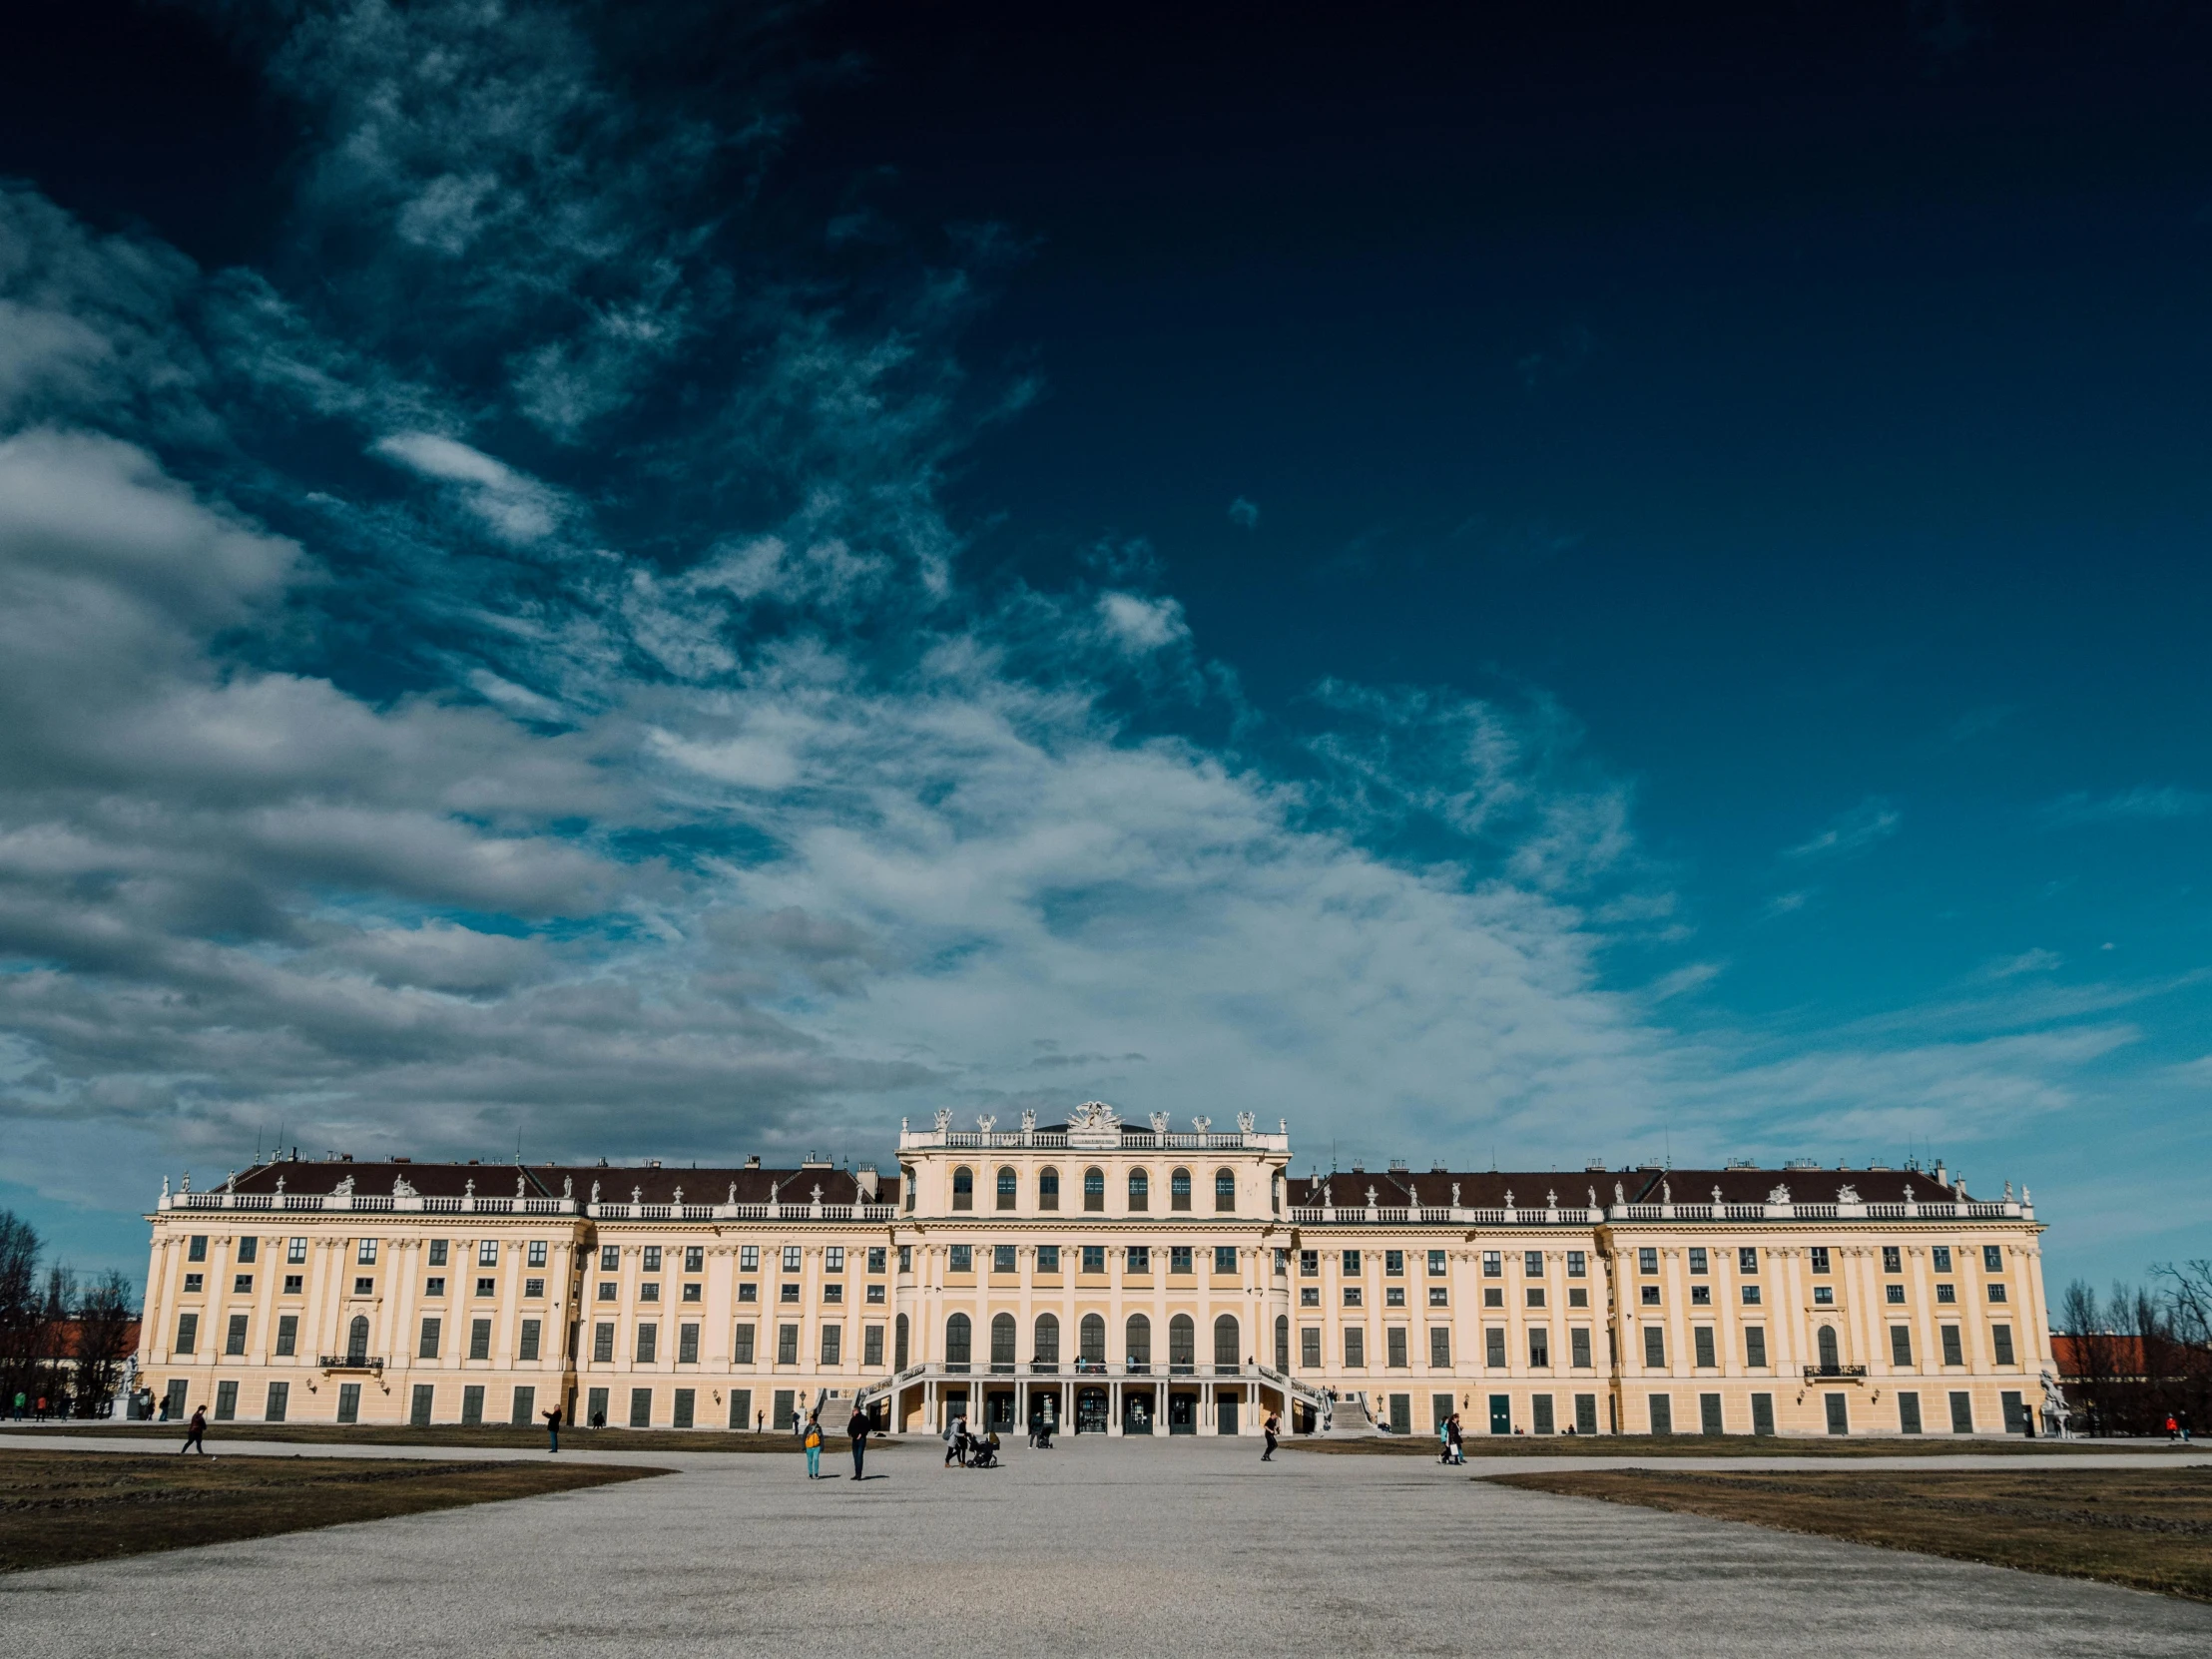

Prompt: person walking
[848,1407,870,1479]
[1447,1412,1464,1465]
[803,1411,824,1478]
[943,1411,961,1468]
[180,1404,208,1454]
[1262,1409,1280,1461]
[2168,1413,2181,1442]
[543,1403,561,1453]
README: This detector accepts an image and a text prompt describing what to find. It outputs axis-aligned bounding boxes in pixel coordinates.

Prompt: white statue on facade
[1236,1111,1256,1133]
[631,1186,643,1206]
[392,1174,416,1199]
[1021,1109,1036,1132]
[561,1176,573,1199]
[1836,1183,1860,1204]
[1768,1183,1792,1205]
[333,1175,356,1198]
[933,1108,954,1133]
[590,1180,600,1204]
[1150,1113,1169,1133]
[1192,1117,1212,1134]
[976,1115,996,1135]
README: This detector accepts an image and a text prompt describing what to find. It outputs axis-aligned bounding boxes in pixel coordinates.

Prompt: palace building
[138,1102,2053,1440]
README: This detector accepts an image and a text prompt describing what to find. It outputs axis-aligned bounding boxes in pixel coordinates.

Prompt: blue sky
[0,2,2206,1296]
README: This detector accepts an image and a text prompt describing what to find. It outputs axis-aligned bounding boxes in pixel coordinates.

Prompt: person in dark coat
[180,1405,208,1454]
[848,1407,870,1479]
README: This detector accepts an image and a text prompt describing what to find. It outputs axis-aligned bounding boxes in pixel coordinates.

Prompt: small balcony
[319,1355,384,1375]
[1803,1364,1868,1382]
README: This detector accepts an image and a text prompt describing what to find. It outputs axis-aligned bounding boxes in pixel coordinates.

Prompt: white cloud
[2038,787,2212,827]
[1096,591,1189,654]
[1783,797,1902,859]
[1228,496,1259,529]
[372,430,560,542]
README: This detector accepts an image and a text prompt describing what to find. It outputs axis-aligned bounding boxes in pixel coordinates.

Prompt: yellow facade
[139,1103,2051,1440]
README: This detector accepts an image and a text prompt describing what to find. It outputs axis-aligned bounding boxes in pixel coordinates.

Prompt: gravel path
[6,1433,2207,1656]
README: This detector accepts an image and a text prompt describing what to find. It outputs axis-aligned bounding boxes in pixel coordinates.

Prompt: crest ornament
[1150,1113,1169,1134]
[1236,1111,1256,1134]
[975,1115,996,1135]
[631,1185,643,1206]
[1067,1101,1122,1137]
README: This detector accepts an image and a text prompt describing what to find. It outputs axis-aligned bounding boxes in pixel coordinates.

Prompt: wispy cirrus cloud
[2037,786,2212,828]
[1783,796,1902,859]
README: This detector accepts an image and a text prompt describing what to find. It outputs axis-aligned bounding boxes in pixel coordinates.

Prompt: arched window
[1083,1167,1104,1212]
[1126,1314,1152,1369]
[346,1314,369,1363]
[1214,1314,1240,1370]
[1127,1168,1149,1211]
[1169,1314,1195,1374]
[1817,1326,1840,1372]
[1170,1168,1193,1211]
[895,1314,909,1372]
[1034,1313,1060,1365]
[1274,1315,1290,1373]
[1038,1167,1060,1211]
[951,1167,973,1211]
[945,1313,972,1368]
[1080,1314,1106,1365]
[996,1166,1018,1210]
[1215,1169,1237,1213]
[991,1314,1017,1371]
[901,1166,915,1213]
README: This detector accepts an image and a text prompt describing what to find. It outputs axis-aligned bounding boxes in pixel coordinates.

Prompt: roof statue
[975,1114,996,1135]
[393,1174,417,1199]
[1407,1183,1418,1207]
[811,1183,824,1205]
[462,1178,473,1199]
[1768,1183,1791,1205]
[515,1172,526,1198]
[1020,1109,1036,1132]
[1546,1189,1557,1210]
[562,1176,573,1199]
[1613,1181,1625,1206]
[673,1186,683,1206]
[727,1182,737,1205]
[1660,1181,1671,1205]
[1836,1183,1860,1204]
[1712,1185,1723,1205]
[590,1180,600,1204]
[1366,1186,1379,1208]
[1903,1183,1915,1202]
[1150,1113,1169,1133]
[333,1174,355,1198]
[1237,1112,1256,1133]
[1067,1100,1121,1137]
[1192,1116,1212,1134]
[1588,1186,1599,1210]
[933,1108,954,1133]
[274,1176,284,1196]
[1451,1183,1461,1206]
[1503,1189,1514,1210]
[180,1171,191,1193]
[631,1185,642,1206]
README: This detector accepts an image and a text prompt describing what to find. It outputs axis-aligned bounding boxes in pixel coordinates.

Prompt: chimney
[745,1155,761,1169]
[856,1165,878,1200]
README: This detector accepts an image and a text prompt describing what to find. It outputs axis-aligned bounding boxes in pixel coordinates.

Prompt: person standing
[756,1409,765,1432]
[848,1407,870,1480]
[803,1411,824,1478]
[543,1403,561,1453]
[1262,1409,1280,1461]
[180,1404,207,1454]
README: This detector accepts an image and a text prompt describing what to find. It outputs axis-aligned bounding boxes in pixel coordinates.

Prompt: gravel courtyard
[5,1434,2207,1657]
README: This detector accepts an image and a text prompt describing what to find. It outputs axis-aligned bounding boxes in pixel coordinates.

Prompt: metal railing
[1803,1365,1869,1381]
[319,1355,384,1374]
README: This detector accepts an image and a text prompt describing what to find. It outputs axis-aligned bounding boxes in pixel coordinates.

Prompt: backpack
[805,1424,822,1448]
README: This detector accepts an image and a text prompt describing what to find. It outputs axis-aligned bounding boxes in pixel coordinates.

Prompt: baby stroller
[969,1430,1002,1468]
[1031,1419,1055,1449]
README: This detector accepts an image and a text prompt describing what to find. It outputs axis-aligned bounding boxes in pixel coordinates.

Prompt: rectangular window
[1082,1245,1105,1275]
[1690,1286,1710,1307]
[1932,1246,1952,1273]
[1170,1245,1193,1275]
[600,1245,620,1272]
[992,1244,1016,1274]
[290,1237,309,1264]
[1940,1326,1964,1367]
[1127,1245,1150,1274]
[1744,1327,1767,1369]
[1687,1247,1707,1275]
[1566,1250,1586,1278]
[898,1246,911,1273]
[1640,1285,1660,1306]
[1882,1246,1902,1273]
[528,1240,548,1268]
[1429,1327,1450,1368]
[1301,1287,1320,1307]
[867,1247,885,1274]
[175,1313,198,1354]
[1751,1391,1775,1436]
[1428,1250,1447,1276]
[267,1382,289,1422]
[357,1239,378,1265]
[1741,1284,1762,1306]
[1700,1392,1724,1435]
[1825,1392,1849,1435]
[1532,1394,1556,1434]
[1428,1286,1447,1307]
[949,1245,972,1274]
[740,1245,759,1272]
[1574,1393,1599,1435]
[1813,1286,1834,1306]
[593,1322,615,1363]
[527,1279,546,1299]
[636,1324,658,1364]
[284,1275,303,1295]
[1564,1326,1591,1372]
[1649,1394,1673,1434]
[1899,1391,1923,1433]
[599,1283,618,1302]
[469,1319,492,1361]
[1215,1245,1238,1276]
[476,1277,498,1298]
[825,1246,844,1273]
[1692,1327,1715,1368]
[1983,1244,2003,1273]
[1386,1328,1408,1368]
[1526,1287,1546,1309]
[1518,1251,1540,1279]
[1382,1250,1403,1277]
[519,1319,541,1362]
[1344,1329,1365,1368]
[1485,1328,1507,1368]
[1936,1283,1957,1304]
[1890,1326,1913,1367]
[353,1276,375,1296]
[672,1387,695,1429]
[337,1382,361,1424]
[778,1324,800,1365]
[1637,1248,1657,1275]
[479,1240,500,1268]
[1809,1247,1831,1274]
[510,1385,536,1426]
[733,1322,757,1364]
[1037,1245,1060,1274]
[225,1314,249,1356]
[1528,1329,1550,1368]
[1301,1328,1323,1369]
[729,1388,753,1430]
[863,1325,884,1368]
[822,1326,841,1366]
[276,1314,297,1358]
[460,1384,484,1426]
[419,1318,441,1360]
[1643,1327,1666,1369]
[214,1381,238,1420]
[189,1236,208,1262]
[1949,1390,1973,1432]
[1992,1325,2015,1366]
[1986,1283,2008,1304]
[1886,1284,1906,1304]
[630,1387,653,1428]
[738,1283,757,1303]
[1301,1250,1319,1277]
[1737,1247,1757,1274]
[1482,1251,1501,1278]
[587,1386,608,1427]
[1343,1250,1363,1276]
[239,1237,260,1269]
[1344,1286,1363,1307]
[777,1246,799,1272]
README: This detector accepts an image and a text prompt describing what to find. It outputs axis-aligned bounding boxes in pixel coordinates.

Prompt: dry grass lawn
[0,1450,666,1574]
[0,1422,890,1453]
[1489,1466,2212,1601]
[1289,1432,2170,1458]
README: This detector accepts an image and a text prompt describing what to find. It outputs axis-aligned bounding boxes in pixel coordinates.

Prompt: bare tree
[70,1272,137,1419]
[0,1213,42,1415]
